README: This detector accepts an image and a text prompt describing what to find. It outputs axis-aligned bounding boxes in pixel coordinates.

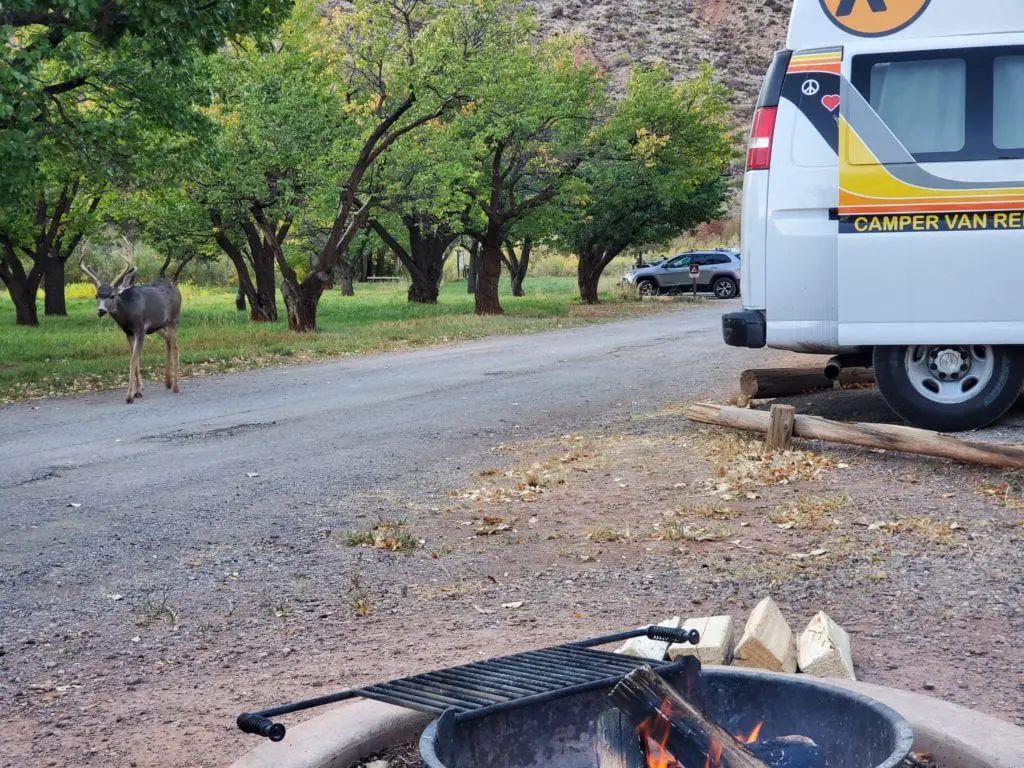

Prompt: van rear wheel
[874,345,1024,432]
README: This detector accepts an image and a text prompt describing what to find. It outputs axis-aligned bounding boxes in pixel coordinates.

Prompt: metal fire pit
[419,665,915,768]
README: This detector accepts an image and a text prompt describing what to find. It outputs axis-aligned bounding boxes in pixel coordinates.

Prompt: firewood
[740,368,874,399]
[797,612,855,681]
[667,616,734,666]
[608,662,770,768]
[594,709,646,768]
[733,598,797,674]
[686,402,1024,469]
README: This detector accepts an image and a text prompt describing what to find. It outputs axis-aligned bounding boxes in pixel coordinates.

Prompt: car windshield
[664,255,690,268]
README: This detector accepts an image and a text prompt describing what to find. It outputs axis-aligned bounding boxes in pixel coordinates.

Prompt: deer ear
[116,268,138,292]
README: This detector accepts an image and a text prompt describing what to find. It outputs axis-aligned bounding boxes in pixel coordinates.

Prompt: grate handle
[237,712,286,742]
[646,626,700,645]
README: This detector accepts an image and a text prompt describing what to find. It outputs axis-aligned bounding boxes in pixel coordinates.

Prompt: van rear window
[994,56,1024,150]
[869,59,965,154]
[853,45,1024,163]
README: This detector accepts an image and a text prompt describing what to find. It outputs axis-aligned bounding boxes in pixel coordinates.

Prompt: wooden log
[765,405,796,452]
[594,709,646,768]
[686,402,1024,469]
[608,663,770,768]
[733,597,797,674]
[797,611,856,681]
[740,367,874,399]
[667,615,734,666]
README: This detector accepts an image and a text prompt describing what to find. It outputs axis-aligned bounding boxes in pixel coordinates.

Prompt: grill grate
[358,645,682,718]
[237,626,700,741]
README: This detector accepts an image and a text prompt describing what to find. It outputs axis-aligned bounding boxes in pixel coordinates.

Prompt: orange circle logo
[820,0,931,36]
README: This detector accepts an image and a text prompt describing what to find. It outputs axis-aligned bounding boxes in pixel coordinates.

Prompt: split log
[798,611,855,681]
[733,597,797,674]
[594,709,646,768]
[740,367,874,399]
[686,402,1024,469]
[608,663,770,768]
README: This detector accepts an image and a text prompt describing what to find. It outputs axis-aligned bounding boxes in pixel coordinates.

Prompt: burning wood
[604,661,828,768]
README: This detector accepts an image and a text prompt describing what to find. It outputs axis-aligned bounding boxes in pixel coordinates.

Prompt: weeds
[652,522,731,543]
[344,520,421,553]
[586,525,630,543]
[134,589,179,628]
[768,494,852,530]
[348,555,374,617]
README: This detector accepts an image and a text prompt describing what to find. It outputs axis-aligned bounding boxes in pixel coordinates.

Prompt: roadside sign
[688,265,700,277]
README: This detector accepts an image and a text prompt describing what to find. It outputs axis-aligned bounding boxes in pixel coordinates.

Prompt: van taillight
[746,106,777,172]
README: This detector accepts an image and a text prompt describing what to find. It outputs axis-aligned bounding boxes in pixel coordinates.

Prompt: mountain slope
[536,0,793,120]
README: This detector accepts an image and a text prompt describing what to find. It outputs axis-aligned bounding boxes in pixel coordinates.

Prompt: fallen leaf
[941,492,955,499]
[106,594,124,601]
[246,472,260,478]
[776,522,796,530]
[740,521,750,527]
[744,492,760,500]
[502,601,524,609]
[68,503,82,509]
[472,604,495,615]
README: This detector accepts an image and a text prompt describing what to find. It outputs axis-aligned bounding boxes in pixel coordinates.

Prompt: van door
[763,48,845,352]
[836,42,1024,347]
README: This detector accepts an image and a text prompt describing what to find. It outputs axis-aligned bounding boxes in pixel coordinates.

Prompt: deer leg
[168,326,180,393]
[127,334,144,403]
[158,329,172,389]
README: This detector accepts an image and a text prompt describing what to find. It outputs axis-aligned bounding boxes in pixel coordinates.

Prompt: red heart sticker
[822,94,840,112]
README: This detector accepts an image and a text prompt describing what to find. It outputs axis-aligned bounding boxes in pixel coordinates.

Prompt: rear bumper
[722,310,766,349]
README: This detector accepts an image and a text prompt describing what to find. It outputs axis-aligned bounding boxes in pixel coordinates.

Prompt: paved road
[0,304,788,548]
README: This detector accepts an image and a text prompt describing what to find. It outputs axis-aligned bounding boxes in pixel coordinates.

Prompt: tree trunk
[339,273,354,296]
[504,239,531,297]
[281,275,325,332]
[578,268,601,304]
[248,239,278,322]
[43,257,66,316]
[577,246,621,305]
[236,289,247,312]
[374,250,387,277]
[466,240,479,294]
[475,229,504,315]
[5,277,41,326]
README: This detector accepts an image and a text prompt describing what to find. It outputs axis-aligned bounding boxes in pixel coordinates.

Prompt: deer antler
[77,238,103,287]
[112,235,137,289]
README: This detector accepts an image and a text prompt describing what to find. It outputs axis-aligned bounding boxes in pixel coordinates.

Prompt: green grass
[0,275,677,402]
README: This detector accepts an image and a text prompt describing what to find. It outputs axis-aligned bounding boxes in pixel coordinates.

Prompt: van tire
[712,277,738,300]
[874,345,1024,432]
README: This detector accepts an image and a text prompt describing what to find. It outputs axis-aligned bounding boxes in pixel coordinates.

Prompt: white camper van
[723,0,1024,431]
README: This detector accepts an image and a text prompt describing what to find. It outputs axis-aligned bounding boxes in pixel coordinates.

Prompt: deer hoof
[165,381,172,389]
[172,385,180,394]
[126,396,134,404]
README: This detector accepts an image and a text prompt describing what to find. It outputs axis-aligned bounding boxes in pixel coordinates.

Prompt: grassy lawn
[0,275,690,403]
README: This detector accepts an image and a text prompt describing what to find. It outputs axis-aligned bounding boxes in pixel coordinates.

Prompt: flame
[638,700,680,768]
[634,699,764,768]
[737,721,764,745]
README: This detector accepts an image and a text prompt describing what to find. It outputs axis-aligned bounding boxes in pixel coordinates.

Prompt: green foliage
[0,0,293,206]
[558,64,737,260]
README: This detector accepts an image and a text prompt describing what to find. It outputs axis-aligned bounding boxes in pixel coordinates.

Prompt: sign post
[689,264,700,299]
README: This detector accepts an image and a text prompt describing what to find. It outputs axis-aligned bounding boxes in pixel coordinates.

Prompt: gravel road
[4,304,1021,768]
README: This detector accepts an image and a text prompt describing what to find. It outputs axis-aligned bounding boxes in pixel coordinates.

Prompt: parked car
[622,248,740,299]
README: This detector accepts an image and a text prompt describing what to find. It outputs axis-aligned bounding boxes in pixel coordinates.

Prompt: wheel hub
[929,347,970,381]
[905,345,995,405]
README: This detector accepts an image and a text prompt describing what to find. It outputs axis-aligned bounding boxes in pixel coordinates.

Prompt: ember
[610,663,830,768]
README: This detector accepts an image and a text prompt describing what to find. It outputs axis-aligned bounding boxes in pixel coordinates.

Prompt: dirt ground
[3,383,1023,768]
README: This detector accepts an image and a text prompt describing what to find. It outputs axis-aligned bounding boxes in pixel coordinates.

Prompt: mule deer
[79,239,183,404]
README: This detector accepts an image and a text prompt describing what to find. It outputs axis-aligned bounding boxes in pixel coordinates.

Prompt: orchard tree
[198,0,347,322]
[561,65,734,304]
[0,0,293,325]
[457,38,606,315]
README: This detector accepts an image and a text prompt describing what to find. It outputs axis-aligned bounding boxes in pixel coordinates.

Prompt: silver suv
[622,248,740,299]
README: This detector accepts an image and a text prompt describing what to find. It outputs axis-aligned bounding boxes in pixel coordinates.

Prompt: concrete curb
[228,676,1024,768]
[831,679,1023,768]
[227,699,432,768]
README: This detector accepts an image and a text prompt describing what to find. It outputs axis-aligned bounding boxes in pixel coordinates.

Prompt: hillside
[535,0,793,121]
